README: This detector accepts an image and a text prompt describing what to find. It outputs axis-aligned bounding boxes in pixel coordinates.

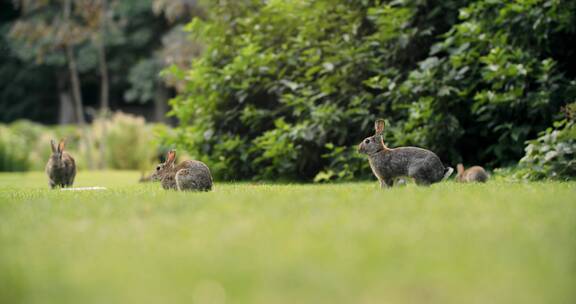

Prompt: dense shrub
[9,120,81,171]
[0,113,166,172]
[0,120,78,171]
[385,0,576,166]
[168,0,576,181]
[0,124,30,171]
[94,113,158,171]
[169,0,467,181]
[517,104,576,180]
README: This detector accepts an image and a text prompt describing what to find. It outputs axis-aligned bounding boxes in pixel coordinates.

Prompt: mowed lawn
[0,172,575,304]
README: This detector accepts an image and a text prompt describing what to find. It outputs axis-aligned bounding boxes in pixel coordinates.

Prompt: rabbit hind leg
[176,169,212,191]
[409,165,433,186]
[379,178,394,188]
[175,169,198,191]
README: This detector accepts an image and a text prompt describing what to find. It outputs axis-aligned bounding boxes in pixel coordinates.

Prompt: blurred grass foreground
[0,172,575,304]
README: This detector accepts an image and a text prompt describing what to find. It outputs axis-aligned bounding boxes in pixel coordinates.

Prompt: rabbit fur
[151,150,213,191]
[358,119,453,188]
[456,164,489,183]
[46,139,76,189]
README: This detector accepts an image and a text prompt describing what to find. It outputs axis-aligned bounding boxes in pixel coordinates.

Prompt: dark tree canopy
[0,0,198,124]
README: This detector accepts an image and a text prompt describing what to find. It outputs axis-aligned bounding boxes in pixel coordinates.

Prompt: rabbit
[46,139,76,189]
[151,150,213,191]
[456,164,489,183]
[358,119,453,188]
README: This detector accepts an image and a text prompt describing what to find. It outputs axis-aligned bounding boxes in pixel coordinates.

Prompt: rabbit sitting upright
[358,119,453,188]
[46,139,76,189]
[456,164,489,183]
[151,150,213,191]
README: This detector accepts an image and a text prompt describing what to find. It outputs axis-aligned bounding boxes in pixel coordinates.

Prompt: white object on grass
[60,187,107,191]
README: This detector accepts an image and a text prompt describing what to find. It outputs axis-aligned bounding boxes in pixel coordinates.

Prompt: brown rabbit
[456,164,489,183]
[151,150,213,191]
[358,119,453,188]
[46,139,76,189]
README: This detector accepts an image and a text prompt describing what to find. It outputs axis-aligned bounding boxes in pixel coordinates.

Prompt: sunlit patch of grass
[0,172,575,304]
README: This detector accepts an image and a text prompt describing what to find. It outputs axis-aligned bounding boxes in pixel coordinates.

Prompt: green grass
[0,171,575,304]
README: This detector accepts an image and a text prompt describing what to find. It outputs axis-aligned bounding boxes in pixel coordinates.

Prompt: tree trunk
[98,45,109,110]
[58,91,75,124]
[98,0,109,112]
[63,0,85,126]
[97,0,109,169]
[57,72,75,124]
[154,84,169,123]
[64,0,93,169]
[65,46,94,170]
[65,46,85,126]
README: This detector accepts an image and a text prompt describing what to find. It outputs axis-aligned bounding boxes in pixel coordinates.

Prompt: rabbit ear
[166,150,176,165]
[457,164,464,174]
[379,136,387,148]
[374,119,385,135]
[58,139,65,153]
[50,140,57,153]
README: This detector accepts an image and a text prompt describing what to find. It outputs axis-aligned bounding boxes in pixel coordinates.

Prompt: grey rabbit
[456,164,489,183]
[46,139,76,189]
[151,150,213,191]
[358,119,453,188]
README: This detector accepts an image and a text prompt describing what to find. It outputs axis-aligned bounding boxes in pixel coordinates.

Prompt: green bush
[168,0,470,181]
[167,0,576,181]
[314,144,370,183]
[0,114,167,172]
[1,120,88,171]
[385,0,576,166]
[94,112,158,171]
[0,124,30,171]
[9,120,80,171]
[517,104,576,180]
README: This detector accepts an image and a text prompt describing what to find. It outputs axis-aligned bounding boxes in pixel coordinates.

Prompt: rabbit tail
[442,167,454,181]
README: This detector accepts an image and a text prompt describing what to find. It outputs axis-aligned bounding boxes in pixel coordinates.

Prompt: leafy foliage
[0,0,195,123]
[0,125,31,171]
[518,103,576,180]
[170,0,470,181]
[169,0,576,181]
[0,114,165,171]
[125,59,163,104]
[100,112,157,170]
[386,0,576,166]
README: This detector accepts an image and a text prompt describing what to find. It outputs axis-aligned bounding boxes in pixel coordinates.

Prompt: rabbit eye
[364,139,370,144]
[156,165,161,171]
